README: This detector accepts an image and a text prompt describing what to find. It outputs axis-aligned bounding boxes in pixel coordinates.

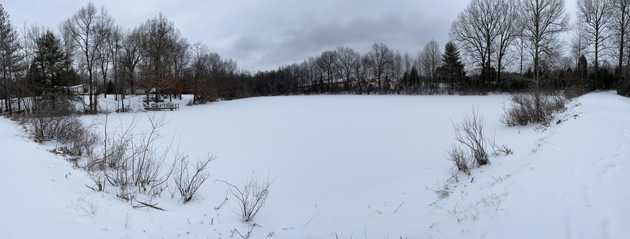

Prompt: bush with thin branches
[173,156,214,203]
[454,111,489,167]
[449,111,491,175]
[448,146,470,175]
[224,178,271,223]
[504,92,567,126]
[95,115,176,200]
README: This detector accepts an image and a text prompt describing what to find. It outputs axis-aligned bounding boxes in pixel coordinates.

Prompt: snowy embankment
[1,92,629,239]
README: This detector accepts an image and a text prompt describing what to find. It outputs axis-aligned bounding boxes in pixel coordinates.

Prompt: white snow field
[1,92,629,239]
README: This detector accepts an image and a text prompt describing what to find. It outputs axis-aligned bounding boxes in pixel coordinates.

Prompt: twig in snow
[393,201,405,214]
[132,200,166,211]
[214,191,229,210]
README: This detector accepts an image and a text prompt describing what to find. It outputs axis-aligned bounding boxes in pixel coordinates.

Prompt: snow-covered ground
[74,94,194,113]
[1,92,629,239]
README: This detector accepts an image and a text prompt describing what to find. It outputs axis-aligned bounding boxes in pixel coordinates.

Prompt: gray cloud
[3,0,579,71]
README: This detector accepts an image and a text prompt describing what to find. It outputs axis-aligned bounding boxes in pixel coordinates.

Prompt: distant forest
[1,0,630,114]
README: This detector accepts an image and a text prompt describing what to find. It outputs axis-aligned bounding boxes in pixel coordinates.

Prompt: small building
[63,84,86,95]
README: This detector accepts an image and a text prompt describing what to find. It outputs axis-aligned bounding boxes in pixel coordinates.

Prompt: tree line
[2,0,630,114]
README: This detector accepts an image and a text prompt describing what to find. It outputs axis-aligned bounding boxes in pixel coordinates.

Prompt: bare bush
[492,144,513,156]
[98,116,175,200]
[27,116,69,142]
[455,111,489,167]
[19,113,97,157]
[448,111,492,176]
[504,92,567,126]
[173,156,214,203]
[448,146,470,175]
[56,118,97,157]
[223,178,271,223]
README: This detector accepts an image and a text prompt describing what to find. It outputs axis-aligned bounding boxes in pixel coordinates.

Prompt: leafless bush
[455,111,489,167]
[223,178,271,223]
[504,92,567,126]
[448,146,470,175]
[173,156,214,203]
[87,171,105,192]
[97,115,175,200]
[448,111,492,176]
[56,118,97,157]
[27,116,68,142]
[492,144,513,156]
[19,113,97,157]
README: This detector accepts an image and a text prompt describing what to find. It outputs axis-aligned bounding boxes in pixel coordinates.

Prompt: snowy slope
[429,92,630,239]
[0,118,128,238]
[1,92,629,239]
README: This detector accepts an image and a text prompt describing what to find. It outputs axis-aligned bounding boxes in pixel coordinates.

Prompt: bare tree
[494,0,521,82]
[120,28,142,95]
[571,20,589,67]
[172,38,190,100]
[335,47,360,89]
[452,0,501,84]
[316,50,338,90]
[452,0,523,85]
[521,0,569,88]
[107,27,124,109]
[367,43,395,92]
[609,0,630,76]
[137,14,184,103]
[94,8,116,99]
[578,0,612,73]
[419,40,441,92]
[63,3,108,113]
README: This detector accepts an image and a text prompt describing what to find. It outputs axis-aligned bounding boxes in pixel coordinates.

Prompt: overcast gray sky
[2,0,579,72]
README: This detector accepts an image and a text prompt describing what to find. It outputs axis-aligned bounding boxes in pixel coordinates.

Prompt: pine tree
[438,42,465,93]
[577,55,588,92]
[400,71,409,91]
[409,67,420,91]
[28,31,78,95]
[0,4,22,113]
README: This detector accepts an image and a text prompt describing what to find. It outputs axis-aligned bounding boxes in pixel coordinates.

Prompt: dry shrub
[94,116,176,200]
[455,111,489,167]
[448,146,470,175]
[492,144,513,156]
[504,92,567,126]
[449,111,490,175]
[223,178,271,223]
[56,118,97,157]
[173,156,214,203]
[19,113,97,157]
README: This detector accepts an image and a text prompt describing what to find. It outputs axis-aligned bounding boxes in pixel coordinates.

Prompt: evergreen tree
[438,42,465,93]
[28,31,78,95]
[0,4,22,113]
[409,67,420,91]
[577,55,588,92]
[400,71,410,91]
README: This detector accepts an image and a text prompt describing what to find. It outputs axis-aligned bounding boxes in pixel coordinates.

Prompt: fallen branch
[214,191,229,210]
[132,200,166,211]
